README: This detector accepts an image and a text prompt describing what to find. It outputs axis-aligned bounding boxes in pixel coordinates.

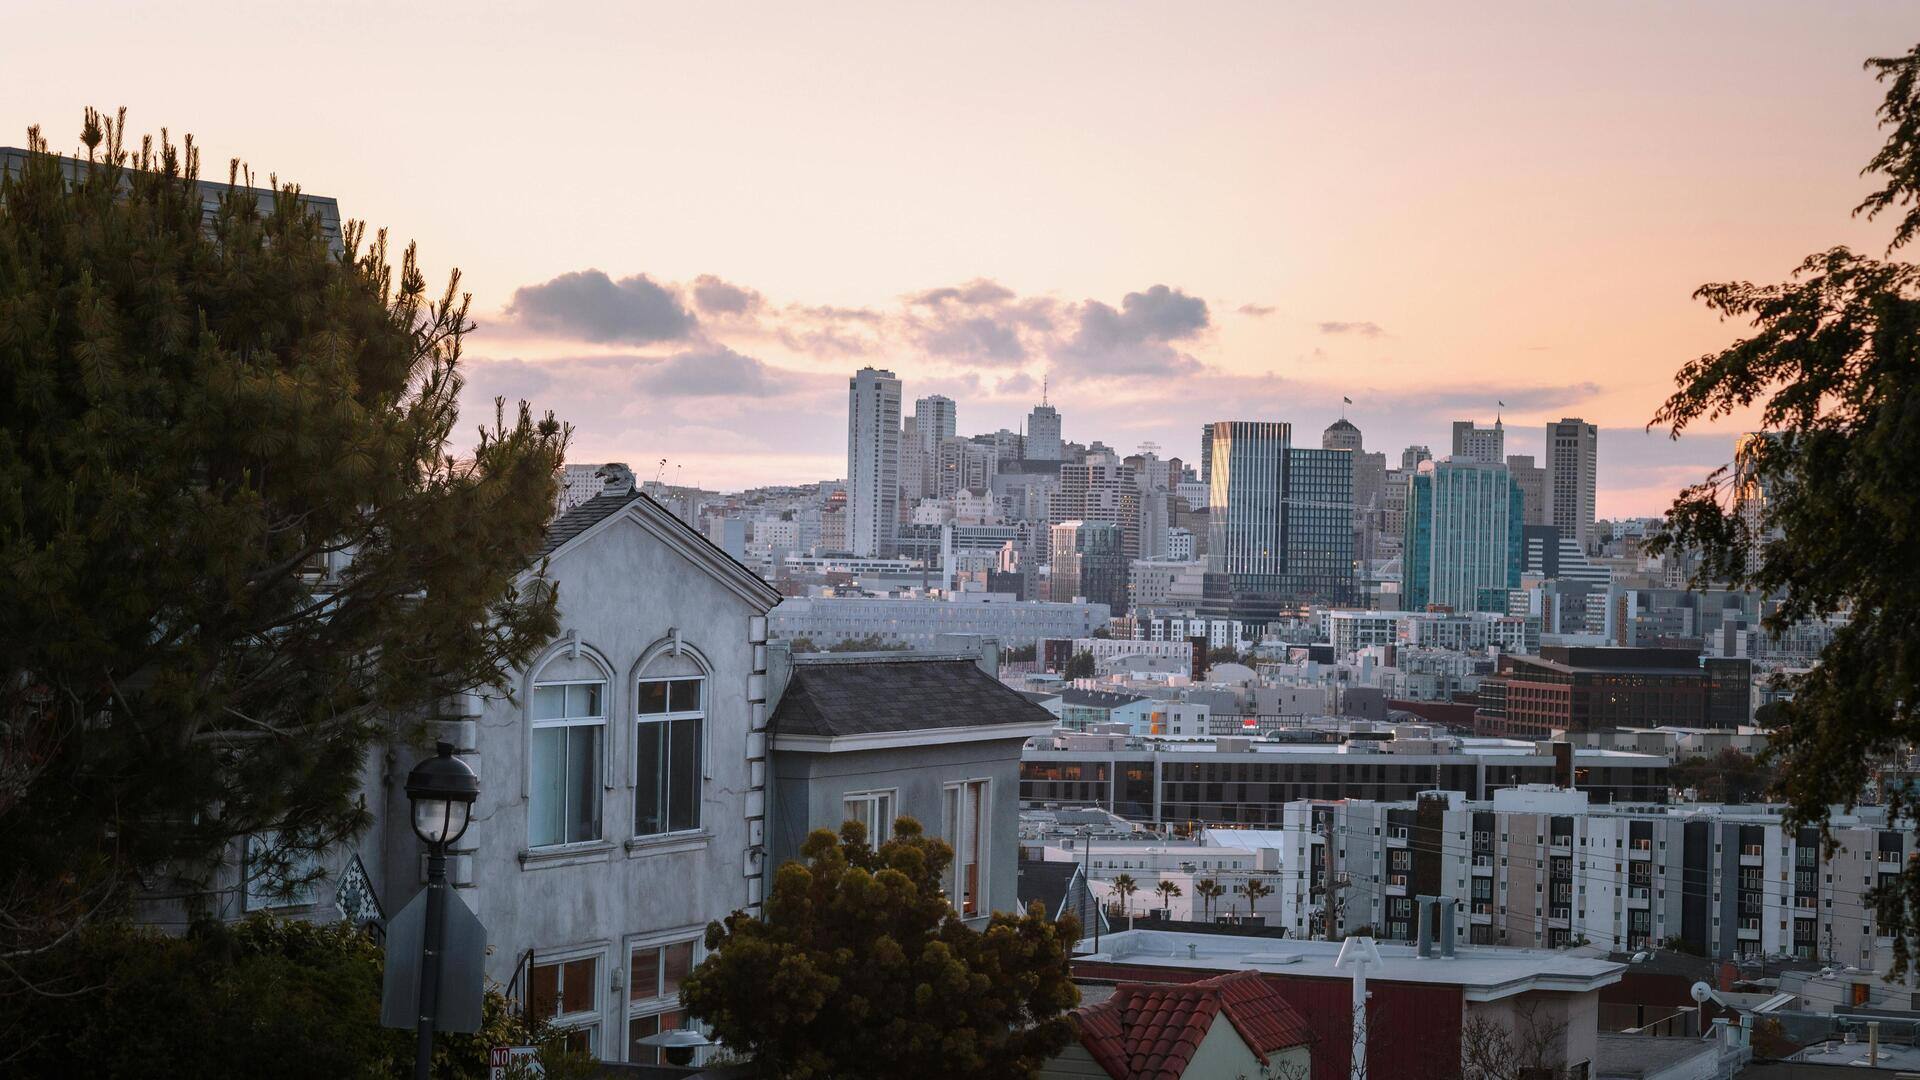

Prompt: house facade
[377,474,781,1063]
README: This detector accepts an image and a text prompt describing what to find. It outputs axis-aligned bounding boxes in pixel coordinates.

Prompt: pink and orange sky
[10,2,1917,515]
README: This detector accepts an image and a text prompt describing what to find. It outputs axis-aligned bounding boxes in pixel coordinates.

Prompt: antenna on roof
[1042,374,1049,406]
[654,458,668,484]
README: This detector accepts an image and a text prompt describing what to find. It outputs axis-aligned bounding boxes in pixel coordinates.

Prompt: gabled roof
[538,488,780,611]
[1074,971,1314,1079]
[770,655,1056,745]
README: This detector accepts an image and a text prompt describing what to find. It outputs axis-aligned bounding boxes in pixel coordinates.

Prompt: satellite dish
[1690,981,1714,1004]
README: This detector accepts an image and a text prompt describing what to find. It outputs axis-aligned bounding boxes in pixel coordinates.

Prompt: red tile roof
[1074,971,1315,1079]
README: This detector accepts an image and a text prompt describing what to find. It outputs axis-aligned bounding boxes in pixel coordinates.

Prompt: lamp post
[406,741,479,1080]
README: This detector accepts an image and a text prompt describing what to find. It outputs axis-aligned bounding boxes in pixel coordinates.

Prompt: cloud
[1056,284,1210,378]
[997,372,1038,396]
[1318,320,1385,337]
[908,280,1017,307]
[690,274,763,316]
[900,278,1059,366]
[632,346,794,398]
[1237,303,1275,317]
[504,269,697,344]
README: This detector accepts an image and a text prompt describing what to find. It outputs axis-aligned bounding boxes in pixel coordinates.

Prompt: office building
[1198,421,1355,626]
[1050,520,1127,614]
[1546,418,1599,549]
[1324,418,1389,560]
[846,367,901,556]
[1027,401,1063,461]
[1474,647,1753,738]
[1402,458,1524,612]
[1451,418,1505,464]
[1054,453,1140,558]
[1506,454,1547,526]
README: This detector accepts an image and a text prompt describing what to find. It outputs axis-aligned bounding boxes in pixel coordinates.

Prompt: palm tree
[1154,878,1183,916]
[1194,878,1225,922]
[1237,877,1274,920]
[1110,873,1140,917]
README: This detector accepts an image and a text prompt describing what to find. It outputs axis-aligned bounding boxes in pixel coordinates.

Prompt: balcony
[1471,856,1494,876]
[1386,829,1410,848]
[1548,908,1571,927]
[1386,873,1409,894]
[1551,835,1572,850]
[1739,845,1764,868]
[1626,886,1652,908]
[1879,852,1905,869]
[1736,920,1762,941]
[1628,844,1652,862]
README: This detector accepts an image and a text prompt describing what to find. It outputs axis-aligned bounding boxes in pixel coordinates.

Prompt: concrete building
[846,367,902,556]
[1051,520,1128,614]
[1128,558,1206,611]
[1028,400,1063,461]
[767,645,1053,926]
[1020,736,1671,824]
[1507,454,1548,526]
[769,593,1109,651]
[1402,457,1524,613]
[1546,418,1600,549]
[1054,453,1140,559]
[1451,418,1506,464]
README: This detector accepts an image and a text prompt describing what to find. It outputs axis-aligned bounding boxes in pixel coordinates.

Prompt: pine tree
[0,111,567,971]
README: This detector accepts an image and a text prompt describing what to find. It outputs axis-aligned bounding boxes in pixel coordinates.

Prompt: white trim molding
[770,720,1054,754]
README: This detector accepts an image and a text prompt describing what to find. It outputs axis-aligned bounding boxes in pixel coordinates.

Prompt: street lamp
[406,741,479,1080]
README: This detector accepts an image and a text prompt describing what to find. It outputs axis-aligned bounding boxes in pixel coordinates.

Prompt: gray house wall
[771,738,1027,923]
[374,500,776,1062]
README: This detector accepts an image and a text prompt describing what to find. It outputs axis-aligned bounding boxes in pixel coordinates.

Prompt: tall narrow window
[627,939,697,1063]
[530,679,605,847]
[843,790,895,846]
[943,779,989,916]
[636,676,703,837]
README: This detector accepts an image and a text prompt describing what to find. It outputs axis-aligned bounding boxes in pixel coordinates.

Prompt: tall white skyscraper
[1027,400,1062,461]
[1450,418,1505,464]
[846,367,902,556]
[914,395,957,445]
[1545,417,1599,549]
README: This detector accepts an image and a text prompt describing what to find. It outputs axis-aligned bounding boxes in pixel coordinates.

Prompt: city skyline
[9,4,1914,515]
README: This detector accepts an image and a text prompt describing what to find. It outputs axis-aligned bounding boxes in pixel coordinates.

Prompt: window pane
[627,1013,661,1063]
[530,963,560,1019]
[564,1026,596,1055]
[533,684,567,721]
[566,725,602,844]
[530,728,567,847]
[668,719,700,832]
[635,722,666,836]
[568,682,603,718]
[670,678,702,714]
[560,957,597,1015]
[630,946,660,1002]
[661,941,694,997]
[636,680,668,715]
[875,794,892,844]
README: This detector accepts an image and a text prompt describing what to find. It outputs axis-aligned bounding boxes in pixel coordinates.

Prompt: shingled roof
[1074,971,1315,1080]
[540,490,642,557]
[771,655,1056,739]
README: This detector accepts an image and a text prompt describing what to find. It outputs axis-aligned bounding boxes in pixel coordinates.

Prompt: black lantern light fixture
[405,741,479,1080]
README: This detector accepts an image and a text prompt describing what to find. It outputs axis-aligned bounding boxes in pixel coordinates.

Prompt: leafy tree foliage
[1064,650,1096,679]
[683,819,1080,1080]
[1667,749,1780,804]
[1649,45,1920,829]
[0,113,565,966]
[3,914,591,1078]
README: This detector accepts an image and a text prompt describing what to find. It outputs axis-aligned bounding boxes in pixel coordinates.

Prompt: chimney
[1439,899,1456,957]
[1416,895,1438,958]
[597,462,635,495]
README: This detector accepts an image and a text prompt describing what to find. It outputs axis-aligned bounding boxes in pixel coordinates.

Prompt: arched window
[634,650,705,838]
[530,649,608,848]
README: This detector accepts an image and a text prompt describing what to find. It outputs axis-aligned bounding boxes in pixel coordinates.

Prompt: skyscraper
[1054,453,1140,558]
[1049,520,1126,614]
[1544,418,1599,549]
[1402,458,1524,612]
[1451,419,1505,464]
[1506,454,1548,526]
[1323,418,1387,561]
[846,367,901,556]
[1027,401,1062,461]
[1198,421,1354,625]
[914,395,957,444]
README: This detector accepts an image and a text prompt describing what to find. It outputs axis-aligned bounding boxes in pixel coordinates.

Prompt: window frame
[943,778,991,918]
[843,788,899,846]
[633,674,707,839]
[529,675,610,849]
[624,932,702,1064]
[528,945,607,1057]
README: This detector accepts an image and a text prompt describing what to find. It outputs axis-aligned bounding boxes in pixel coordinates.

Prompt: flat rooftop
[1076,929,1623,1002]
[1593,1033,1718,1079]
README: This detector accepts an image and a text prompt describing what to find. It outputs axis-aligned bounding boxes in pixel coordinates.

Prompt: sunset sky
[9,2,1917,515]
